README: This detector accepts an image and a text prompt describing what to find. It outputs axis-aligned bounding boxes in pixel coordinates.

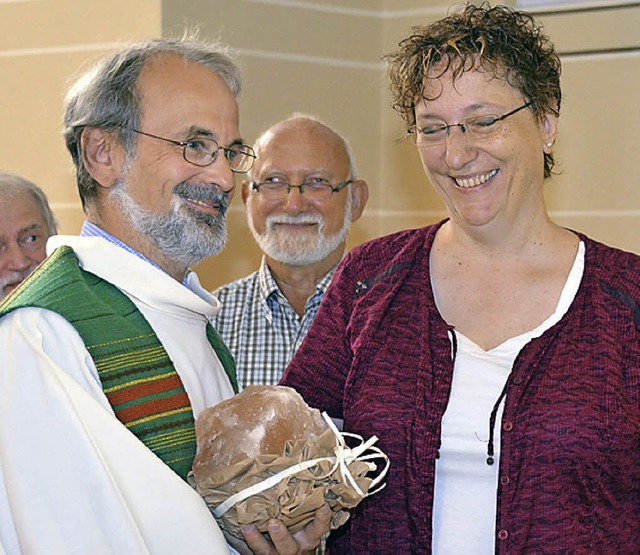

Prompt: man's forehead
[137,55,230,96]
[139,53,216,82]
[136,54,239,132]
[0,195,46,235]
[0,189,39,212]
[257,145,348,177]
[260,129,347,168]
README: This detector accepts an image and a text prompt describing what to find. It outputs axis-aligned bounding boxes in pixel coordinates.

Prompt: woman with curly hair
[282,4,640,553]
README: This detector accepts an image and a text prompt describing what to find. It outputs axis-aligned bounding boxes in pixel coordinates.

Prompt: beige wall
[535,5,640,251]
[1,0,637,291]
[0,0,162,242]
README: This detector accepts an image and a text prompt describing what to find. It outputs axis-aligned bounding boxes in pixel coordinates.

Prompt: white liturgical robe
[0,236,234,554]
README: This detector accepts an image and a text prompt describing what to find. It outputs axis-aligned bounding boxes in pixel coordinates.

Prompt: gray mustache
[174,183,230,215]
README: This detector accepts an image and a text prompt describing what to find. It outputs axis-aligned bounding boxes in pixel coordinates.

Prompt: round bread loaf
[192,385,327,481]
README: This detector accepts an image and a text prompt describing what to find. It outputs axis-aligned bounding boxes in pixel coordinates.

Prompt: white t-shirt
[432,242,585,553]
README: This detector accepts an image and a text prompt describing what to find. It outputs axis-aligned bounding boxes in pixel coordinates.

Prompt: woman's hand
[226,504,331,555]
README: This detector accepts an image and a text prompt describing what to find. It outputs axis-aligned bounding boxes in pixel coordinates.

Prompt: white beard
[0,269,33,300]
[247,190,352,266]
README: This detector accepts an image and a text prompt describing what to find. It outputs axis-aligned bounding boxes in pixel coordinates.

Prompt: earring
[547,142,553,148]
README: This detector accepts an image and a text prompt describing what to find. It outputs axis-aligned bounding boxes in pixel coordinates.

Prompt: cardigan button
[500,475,510,486]
[498,529,509,540]
[503,421,513,432]
[512,376,523,385]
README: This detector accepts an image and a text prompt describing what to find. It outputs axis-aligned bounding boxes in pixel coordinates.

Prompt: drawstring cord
[436,328,458,460]
[486,380,509,465]
[438,329,518,466]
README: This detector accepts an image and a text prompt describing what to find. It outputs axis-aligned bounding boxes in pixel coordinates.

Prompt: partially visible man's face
[0,191,50,299]
[245,121,353,266]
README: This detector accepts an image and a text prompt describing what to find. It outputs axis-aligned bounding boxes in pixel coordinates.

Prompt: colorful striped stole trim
[0,245,238,480]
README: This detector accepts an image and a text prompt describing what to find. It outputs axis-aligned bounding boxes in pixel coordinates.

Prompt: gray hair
[250,113,359,181]
[0,171,58,235]
[63,36,242,211]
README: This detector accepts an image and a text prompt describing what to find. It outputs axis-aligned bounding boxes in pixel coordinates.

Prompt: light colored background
[1,0,638,290]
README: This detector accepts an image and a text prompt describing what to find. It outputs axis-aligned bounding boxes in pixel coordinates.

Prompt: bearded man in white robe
[0,37,329,555]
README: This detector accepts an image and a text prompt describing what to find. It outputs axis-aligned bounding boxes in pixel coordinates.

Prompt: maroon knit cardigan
[282,222,640,554]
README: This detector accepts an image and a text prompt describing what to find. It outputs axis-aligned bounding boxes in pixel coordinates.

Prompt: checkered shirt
[212,257,336,390]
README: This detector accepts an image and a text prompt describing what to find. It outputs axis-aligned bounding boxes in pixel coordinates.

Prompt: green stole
[0,245,237,480]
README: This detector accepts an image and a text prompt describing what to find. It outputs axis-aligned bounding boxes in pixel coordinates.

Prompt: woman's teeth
[454,169,498,188]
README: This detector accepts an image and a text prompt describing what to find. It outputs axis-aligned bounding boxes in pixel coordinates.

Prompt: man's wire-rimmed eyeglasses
[408,101,533,145]
[251,177,352,200]
[127,128,256,173]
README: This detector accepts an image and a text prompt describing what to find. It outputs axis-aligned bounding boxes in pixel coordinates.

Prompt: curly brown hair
[385,3,561,177]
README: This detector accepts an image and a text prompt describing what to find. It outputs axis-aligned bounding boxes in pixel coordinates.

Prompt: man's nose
[2,243,32,272]
[201,154,236,194]
[282,185,312,212]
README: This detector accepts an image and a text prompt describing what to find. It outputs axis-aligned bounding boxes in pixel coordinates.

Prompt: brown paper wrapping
[188,426,378,541]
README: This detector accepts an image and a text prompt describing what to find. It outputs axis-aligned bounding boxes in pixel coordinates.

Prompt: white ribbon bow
[213,412,389,518]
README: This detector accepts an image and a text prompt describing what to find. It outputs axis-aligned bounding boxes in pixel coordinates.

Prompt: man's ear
[349,179,369,223]
[241,180,251,205]
[80,127,126,189]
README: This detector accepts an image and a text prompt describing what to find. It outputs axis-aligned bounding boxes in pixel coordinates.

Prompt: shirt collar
[257,257,283,302]
[81,221,191,286]
[256,255,344,303]
[47,234,220,318]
